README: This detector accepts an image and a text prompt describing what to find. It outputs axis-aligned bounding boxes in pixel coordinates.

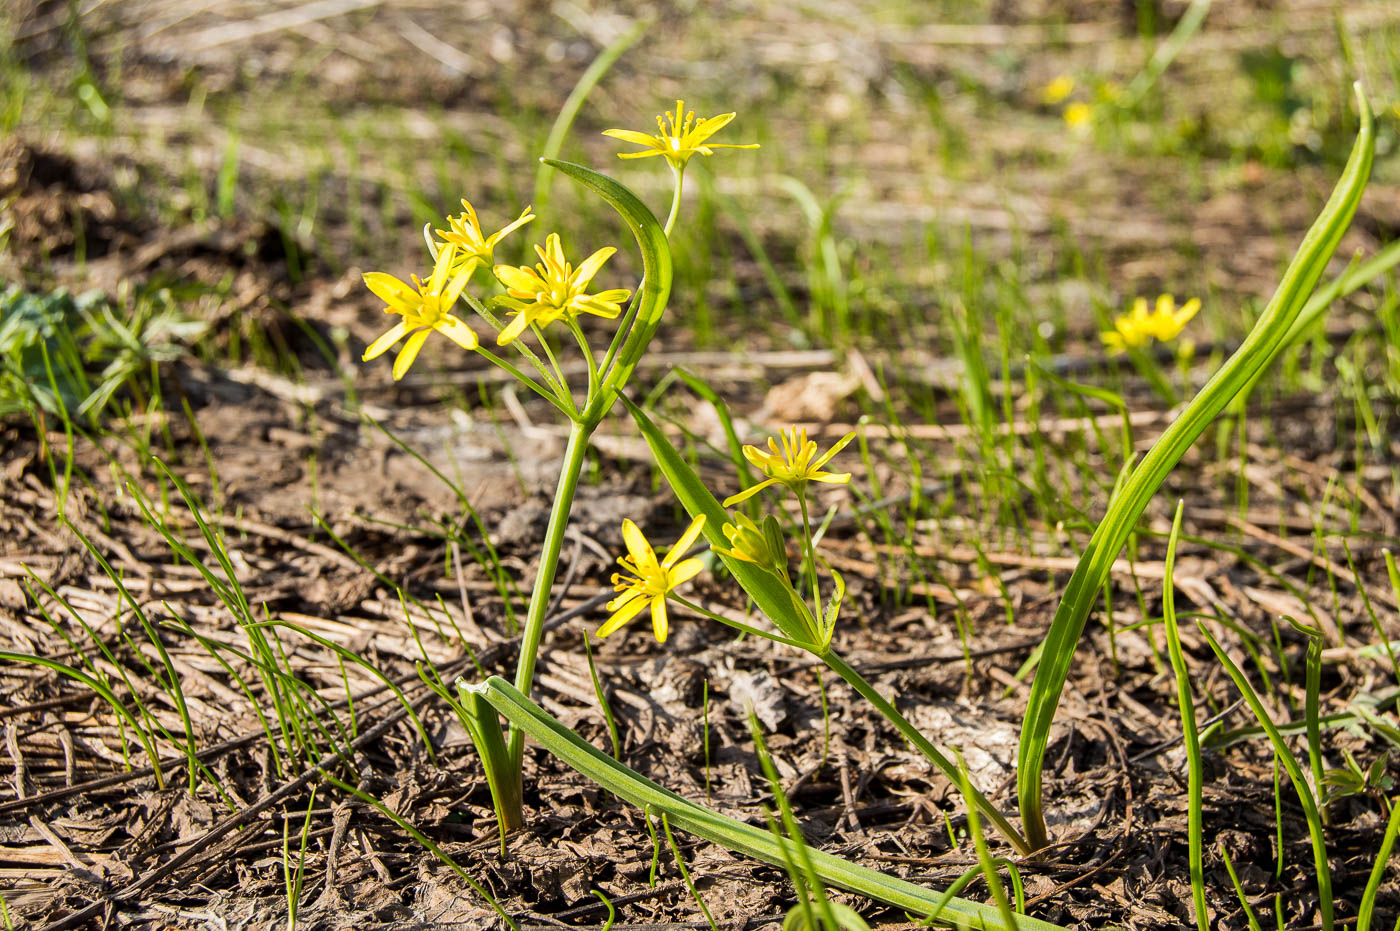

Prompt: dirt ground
[3,1,1400,929]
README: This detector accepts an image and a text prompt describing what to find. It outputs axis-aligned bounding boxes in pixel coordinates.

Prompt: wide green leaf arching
[1016,84,1376,850]
[539,158,672,424]
[621,395,819,646]
[472,676,1066,931]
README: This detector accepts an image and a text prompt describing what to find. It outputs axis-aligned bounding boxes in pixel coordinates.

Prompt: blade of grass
[1199,621,1334,930]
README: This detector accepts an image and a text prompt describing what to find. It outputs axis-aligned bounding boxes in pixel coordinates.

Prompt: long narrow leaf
[1017,85,1375,849]
[472,676,1064,931]
[536,159,671,423]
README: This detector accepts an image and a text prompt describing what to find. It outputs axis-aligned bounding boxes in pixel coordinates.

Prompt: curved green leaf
[539,158,672,423]
[1016,84,1376,849]
[472,675,1065,931]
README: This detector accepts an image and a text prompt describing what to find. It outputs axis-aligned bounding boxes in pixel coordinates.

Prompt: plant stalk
[822,650,1030,856]
[509,417,595,771]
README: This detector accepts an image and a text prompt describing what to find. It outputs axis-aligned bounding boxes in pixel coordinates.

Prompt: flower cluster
[361,200,630,378]
[362,101,756,380]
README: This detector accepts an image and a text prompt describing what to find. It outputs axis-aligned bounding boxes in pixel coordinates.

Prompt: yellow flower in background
[723,428,857,506]
[603,100,759,172]
[492,233,632,346]
[435,200,534,278]
[362,243,477,380]
[1064,101,1093,130]
[598,515,707,643]
[1102,293,1202,353]
[1042,75,1075,105]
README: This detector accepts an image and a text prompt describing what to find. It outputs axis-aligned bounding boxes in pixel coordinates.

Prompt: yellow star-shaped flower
[434,199,534,279]
[1102,294,1202,354]
[362,243,477,380]
[491,233,631,346]
[722,428,856,506]
[603,100,759,172]
[597,516,707,643]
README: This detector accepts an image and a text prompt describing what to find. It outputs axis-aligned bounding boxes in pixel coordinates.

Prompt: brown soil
[3,3,1400,929]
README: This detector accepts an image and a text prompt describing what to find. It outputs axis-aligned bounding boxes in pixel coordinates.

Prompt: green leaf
[622,395,819,646]
[471,676,1066,931]
[540,159,672,424]
[1016,84,1376,850]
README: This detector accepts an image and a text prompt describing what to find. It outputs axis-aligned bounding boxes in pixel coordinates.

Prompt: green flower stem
[797,493,824,625]
[507,417,596,775]
[471,675,1064,931]
[567,317,600,399]
[664,164,685,238]
[670,595,812,651]
[822,650,1031,857]
[473,346,576,420]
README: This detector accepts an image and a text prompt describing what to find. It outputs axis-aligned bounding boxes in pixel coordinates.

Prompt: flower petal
[363,272,419,311]
[427,242,455,295]
[363,321,412,361]
[650,597,669,643]
[602,129,663,147]
[810,431,856,471]
[688,111,736,144]
[722,478,779,507]
[436,314,478,350]
[487,206,535,246]
[667,557,704,587]
[663,515,707,568]
[573,246,617,288]
[392,328,431,380]
[494,264,543,293]
[597,596,648,638]
[606,588,644,613]
[496,311,533,346]
[621,519,657,569]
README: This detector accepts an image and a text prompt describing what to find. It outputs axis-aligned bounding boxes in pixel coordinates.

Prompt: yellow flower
[362,243,477,380]
[1064,101,1093,129]
[491,233,631,346]
[598,515,707,643]
[1102,293,1202,353]
[602,100,759,172]
[434,199,534,278]
[715,512,788,577]
[723,428,856,506]
[1042,75,1075,105]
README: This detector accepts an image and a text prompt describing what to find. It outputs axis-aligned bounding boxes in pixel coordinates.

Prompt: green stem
[664,163,685,238]
[797,493,824,625]
[508,418,595,771]
[822,650,1030,856]
[567,317,600,399]
[671,596,811,651]
[473,345,576,420]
